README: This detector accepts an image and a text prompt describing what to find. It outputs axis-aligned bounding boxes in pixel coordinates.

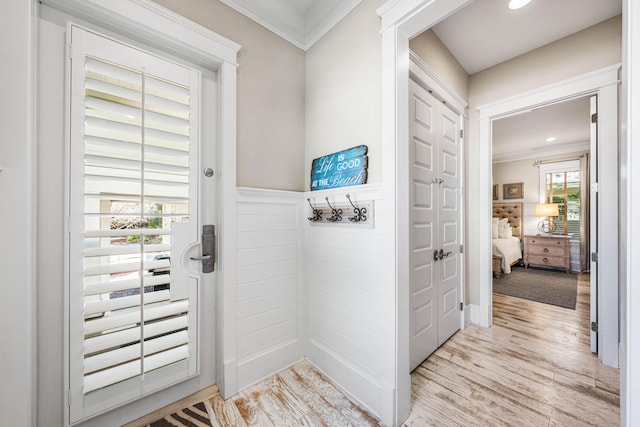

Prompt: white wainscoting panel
[305,185,387,417]
[234,189,304,390]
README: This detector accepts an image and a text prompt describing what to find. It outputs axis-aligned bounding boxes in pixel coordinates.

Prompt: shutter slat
[84,243,170,257]
[83,315,189,355]
[84,330,189,374]
[83,228,171,238]
[84,290,170,316]
[84,274,170,297]
[83,258,170,277]
[82,344,189,393]
[83,300,188,336]
[83,358,142,393]
[143,345,189,372]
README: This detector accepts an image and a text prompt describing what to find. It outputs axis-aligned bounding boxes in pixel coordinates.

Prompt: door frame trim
[477,64,620,369]
[38,0,240,425]
[378,0,621,423]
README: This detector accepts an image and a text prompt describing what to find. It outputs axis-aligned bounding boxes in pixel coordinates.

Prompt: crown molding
[220,0,361,51]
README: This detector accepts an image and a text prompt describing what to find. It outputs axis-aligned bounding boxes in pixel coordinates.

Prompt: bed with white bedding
[492,203,523,274]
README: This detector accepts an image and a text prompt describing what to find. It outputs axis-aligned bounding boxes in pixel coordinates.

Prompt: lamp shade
[534,203,559,217]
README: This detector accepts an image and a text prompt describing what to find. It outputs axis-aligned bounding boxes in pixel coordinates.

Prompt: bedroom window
[541,161,581,237]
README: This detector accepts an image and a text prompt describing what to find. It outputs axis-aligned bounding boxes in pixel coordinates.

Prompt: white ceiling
[225,0,620,162]
[432,0,621,75]
[492,97,591,164]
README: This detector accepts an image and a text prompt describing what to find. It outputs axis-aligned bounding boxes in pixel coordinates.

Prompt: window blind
[80,55,192,394]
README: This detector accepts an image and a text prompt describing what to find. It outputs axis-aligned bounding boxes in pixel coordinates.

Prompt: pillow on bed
[492,218,499,239]
[503,226,513,238]
[498,218,510,238]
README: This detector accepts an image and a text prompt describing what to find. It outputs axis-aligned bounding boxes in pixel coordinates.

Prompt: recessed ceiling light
[545,137,557,142]
[509,0,533,10]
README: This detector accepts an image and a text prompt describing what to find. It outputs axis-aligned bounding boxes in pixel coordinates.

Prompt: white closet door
[409,79,461,371]
[436,99,462,346]
[409,79,438,371]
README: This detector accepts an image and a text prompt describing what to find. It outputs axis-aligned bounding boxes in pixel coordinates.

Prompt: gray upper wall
[153,0,306,191]
[409,29,470,102]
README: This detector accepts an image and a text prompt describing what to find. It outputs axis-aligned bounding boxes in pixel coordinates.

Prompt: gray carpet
[493,266,577,309]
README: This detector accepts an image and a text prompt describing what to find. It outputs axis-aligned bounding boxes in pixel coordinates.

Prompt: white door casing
[409,78,461,371]
[590,94,598,354]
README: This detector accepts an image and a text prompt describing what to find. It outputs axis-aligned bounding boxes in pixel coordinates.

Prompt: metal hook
[346,194,367,222]
[325,197,342,222]
[307,198,322,222]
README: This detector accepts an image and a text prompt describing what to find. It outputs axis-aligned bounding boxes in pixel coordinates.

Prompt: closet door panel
[437,100,462,346]
[409,80,438,371]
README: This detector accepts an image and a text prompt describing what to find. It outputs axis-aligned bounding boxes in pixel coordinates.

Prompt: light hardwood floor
[405,272,620,426]
[131,273,619,426]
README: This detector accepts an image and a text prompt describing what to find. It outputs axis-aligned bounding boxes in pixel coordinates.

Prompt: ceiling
[432,0,621,75]
[492,97,591,164]
[224,0,620,162]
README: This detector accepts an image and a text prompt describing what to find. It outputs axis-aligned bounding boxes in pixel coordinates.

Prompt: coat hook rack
[306,194,373,226]
[307,198,323,222]
[346,194,367,222]
[325,197,342,222]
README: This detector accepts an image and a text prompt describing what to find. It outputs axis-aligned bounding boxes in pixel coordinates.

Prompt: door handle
[190,225,215,273]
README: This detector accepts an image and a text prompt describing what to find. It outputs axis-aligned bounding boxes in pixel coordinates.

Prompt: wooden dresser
[523,235,570,271]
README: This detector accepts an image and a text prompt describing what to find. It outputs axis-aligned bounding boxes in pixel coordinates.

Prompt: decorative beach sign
[310,145,368,191]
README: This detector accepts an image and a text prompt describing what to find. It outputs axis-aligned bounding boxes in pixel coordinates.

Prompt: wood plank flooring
[131,273,619,426]
[405,272,620,426]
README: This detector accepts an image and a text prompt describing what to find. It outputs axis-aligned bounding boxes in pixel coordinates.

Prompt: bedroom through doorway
[490,95,594,336]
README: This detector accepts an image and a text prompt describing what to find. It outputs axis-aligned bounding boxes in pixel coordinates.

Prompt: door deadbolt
[203,168,214,177]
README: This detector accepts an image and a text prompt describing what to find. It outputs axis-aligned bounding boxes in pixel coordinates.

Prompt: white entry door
[67,26,217,423]
[409,79,462,371]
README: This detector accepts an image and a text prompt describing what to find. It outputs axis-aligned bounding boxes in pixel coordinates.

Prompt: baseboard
[235,339,301,391]
[467,304,480,325]
[307,340,384,422]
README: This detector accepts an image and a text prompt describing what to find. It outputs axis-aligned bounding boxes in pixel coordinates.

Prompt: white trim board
[622,3,640,425]
[36,1,239,425]
[478,66,620,370]
[378,0,625,424]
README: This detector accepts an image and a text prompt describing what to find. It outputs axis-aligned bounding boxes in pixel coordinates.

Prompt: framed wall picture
[503,182,524,199]
[493,184,498,201]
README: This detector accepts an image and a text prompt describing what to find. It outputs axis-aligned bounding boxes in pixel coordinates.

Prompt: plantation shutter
[68,26,200,423]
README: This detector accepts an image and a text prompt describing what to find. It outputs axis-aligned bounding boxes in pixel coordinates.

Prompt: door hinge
[67,389,71,407]
[460,302,464,311]
[591,252,598,263]
[591,182,598,193]
[591,113,598,123]
[460,129,464,139]
[591,321,598,332]
[459,244,464,254]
